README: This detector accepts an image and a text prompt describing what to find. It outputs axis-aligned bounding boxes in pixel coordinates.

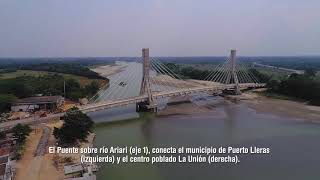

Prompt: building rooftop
[0,164,6,176]
[0,156,8,164]
[14,96,64,105]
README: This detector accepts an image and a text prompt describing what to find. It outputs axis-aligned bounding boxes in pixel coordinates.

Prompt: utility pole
[63,80,66,107]
[64,80,66,98]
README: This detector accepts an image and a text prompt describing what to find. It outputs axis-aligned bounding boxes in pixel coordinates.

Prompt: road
[0,113,65,130]
[81,83,265,113]
[253,62,304,74]
[1,83,265,129]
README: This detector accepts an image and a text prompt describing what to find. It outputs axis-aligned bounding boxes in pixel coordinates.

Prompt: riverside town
[1,1,319,180]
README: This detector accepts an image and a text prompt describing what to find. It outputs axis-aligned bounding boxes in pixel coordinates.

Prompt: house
[11,96,64,112]
[0,157,15,180]
[64,164,97,180]
[0,164,6,180]
[64,163,84,177]
[0,147,14,180]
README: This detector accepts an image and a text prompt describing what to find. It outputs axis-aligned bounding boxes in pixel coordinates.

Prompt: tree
[0,94,16,113]
[248,69,271,83]
[54,107,94,146]
[267,73,320,106]
[19,63,105,80]
[267,79,281,91]
[0,78,33,98]
[304,68,317,77]
[12,124,32,143]
[85,81,99,97]
[0,131,5,139]
[0,74,97,102]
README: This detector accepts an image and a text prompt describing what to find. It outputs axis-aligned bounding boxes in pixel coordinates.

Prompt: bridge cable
[114,62,142,100]
[99,61,141,101]
[150,61,177,92]
[208,57,231,82]
[205,62,226,82]
[214,58,231,83]
[150,58,187,90]
[204,59,226,81]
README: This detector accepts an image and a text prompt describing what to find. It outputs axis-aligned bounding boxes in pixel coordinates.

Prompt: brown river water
[90,95,320,180]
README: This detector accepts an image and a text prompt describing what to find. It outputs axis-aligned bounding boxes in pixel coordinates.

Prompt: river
[89,62,320,180]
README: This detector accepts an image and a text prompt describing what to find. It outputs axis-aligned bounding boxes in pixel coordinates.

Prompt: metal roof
[0,156,8,164]
[14,96,64,105]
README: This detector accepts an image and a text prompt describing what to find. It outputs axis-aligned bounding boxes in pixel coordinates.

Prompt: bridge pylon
[136,48,157,112]
[227,49,241,95]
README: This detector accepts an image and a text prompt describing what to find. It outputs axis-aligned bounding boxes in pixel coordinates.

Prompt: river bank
[93,90,320,180]
[244,91,320,123]
[91,63,127,78]
[156,90,320,123]
[15,125,63,180]
[88,62,320,180]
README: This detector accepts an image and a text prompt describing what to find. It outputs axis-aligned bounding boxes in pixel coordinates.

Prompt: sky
[0,0,319,57]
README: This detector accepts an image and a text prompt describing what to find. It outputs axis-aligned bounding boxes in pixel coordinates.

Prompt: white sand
[91,64,127,77]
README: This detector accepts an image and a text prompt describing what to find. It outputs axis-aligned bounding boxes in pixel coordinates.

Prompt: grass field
[0,70,108,87]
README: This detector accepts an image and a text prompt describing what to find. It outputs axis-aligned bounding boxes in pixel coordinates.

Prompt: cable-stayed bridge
[80,49,265,113]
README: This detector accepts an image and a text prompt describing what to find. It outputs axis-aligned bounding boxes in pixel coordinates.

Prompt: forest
[165,62,320,106]
[0,74,100,112]
[267,71,320,105]
[0,63,105,80]
[163,63,210,80]
[163,63,269,82]
[256,57,320,71]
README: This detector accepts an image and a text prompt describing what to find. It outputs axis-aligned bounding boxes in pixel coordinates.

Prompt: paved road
[0,113,65,130]
[253,62,304,74]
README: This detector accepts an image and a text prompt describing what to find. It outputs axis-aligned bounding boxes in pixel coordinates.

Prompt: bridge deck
[80,83,265,113]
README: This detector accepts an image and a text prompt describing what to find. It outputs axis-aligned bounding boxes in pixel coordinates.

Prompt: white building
[11,96,64,112]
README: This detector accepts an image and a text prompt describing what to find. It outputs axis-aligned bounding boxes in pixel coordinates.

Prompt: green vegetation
[164,62,320,106]
[259,57,320,71]
[163,63,272,83]
[0,68,17,74]
[0,94,16,113]
[0,63,108,113]
[0,70,107,87]
[0,131,5,139]
[84,81,100,97]
[13,145,26,160]
[0,63,105,80]
[304,68,317,77]
[0,74,101,113]
[257,91,303,101]
[53,107,94,146]
[12,123,32,143]
[266,73,320,105]
[247,69,271,83]
[11,124,32,160]
[163,63,211,80]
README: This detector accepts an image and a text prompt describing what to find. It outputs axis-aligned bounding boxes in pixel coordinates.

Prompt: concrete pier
[136,102,157,112]
[230,49,241,95]
[136,48,158,112]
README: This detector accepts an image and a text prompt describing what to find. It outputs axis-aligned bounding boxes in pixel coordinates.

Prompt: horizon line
[0,55,320,59]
